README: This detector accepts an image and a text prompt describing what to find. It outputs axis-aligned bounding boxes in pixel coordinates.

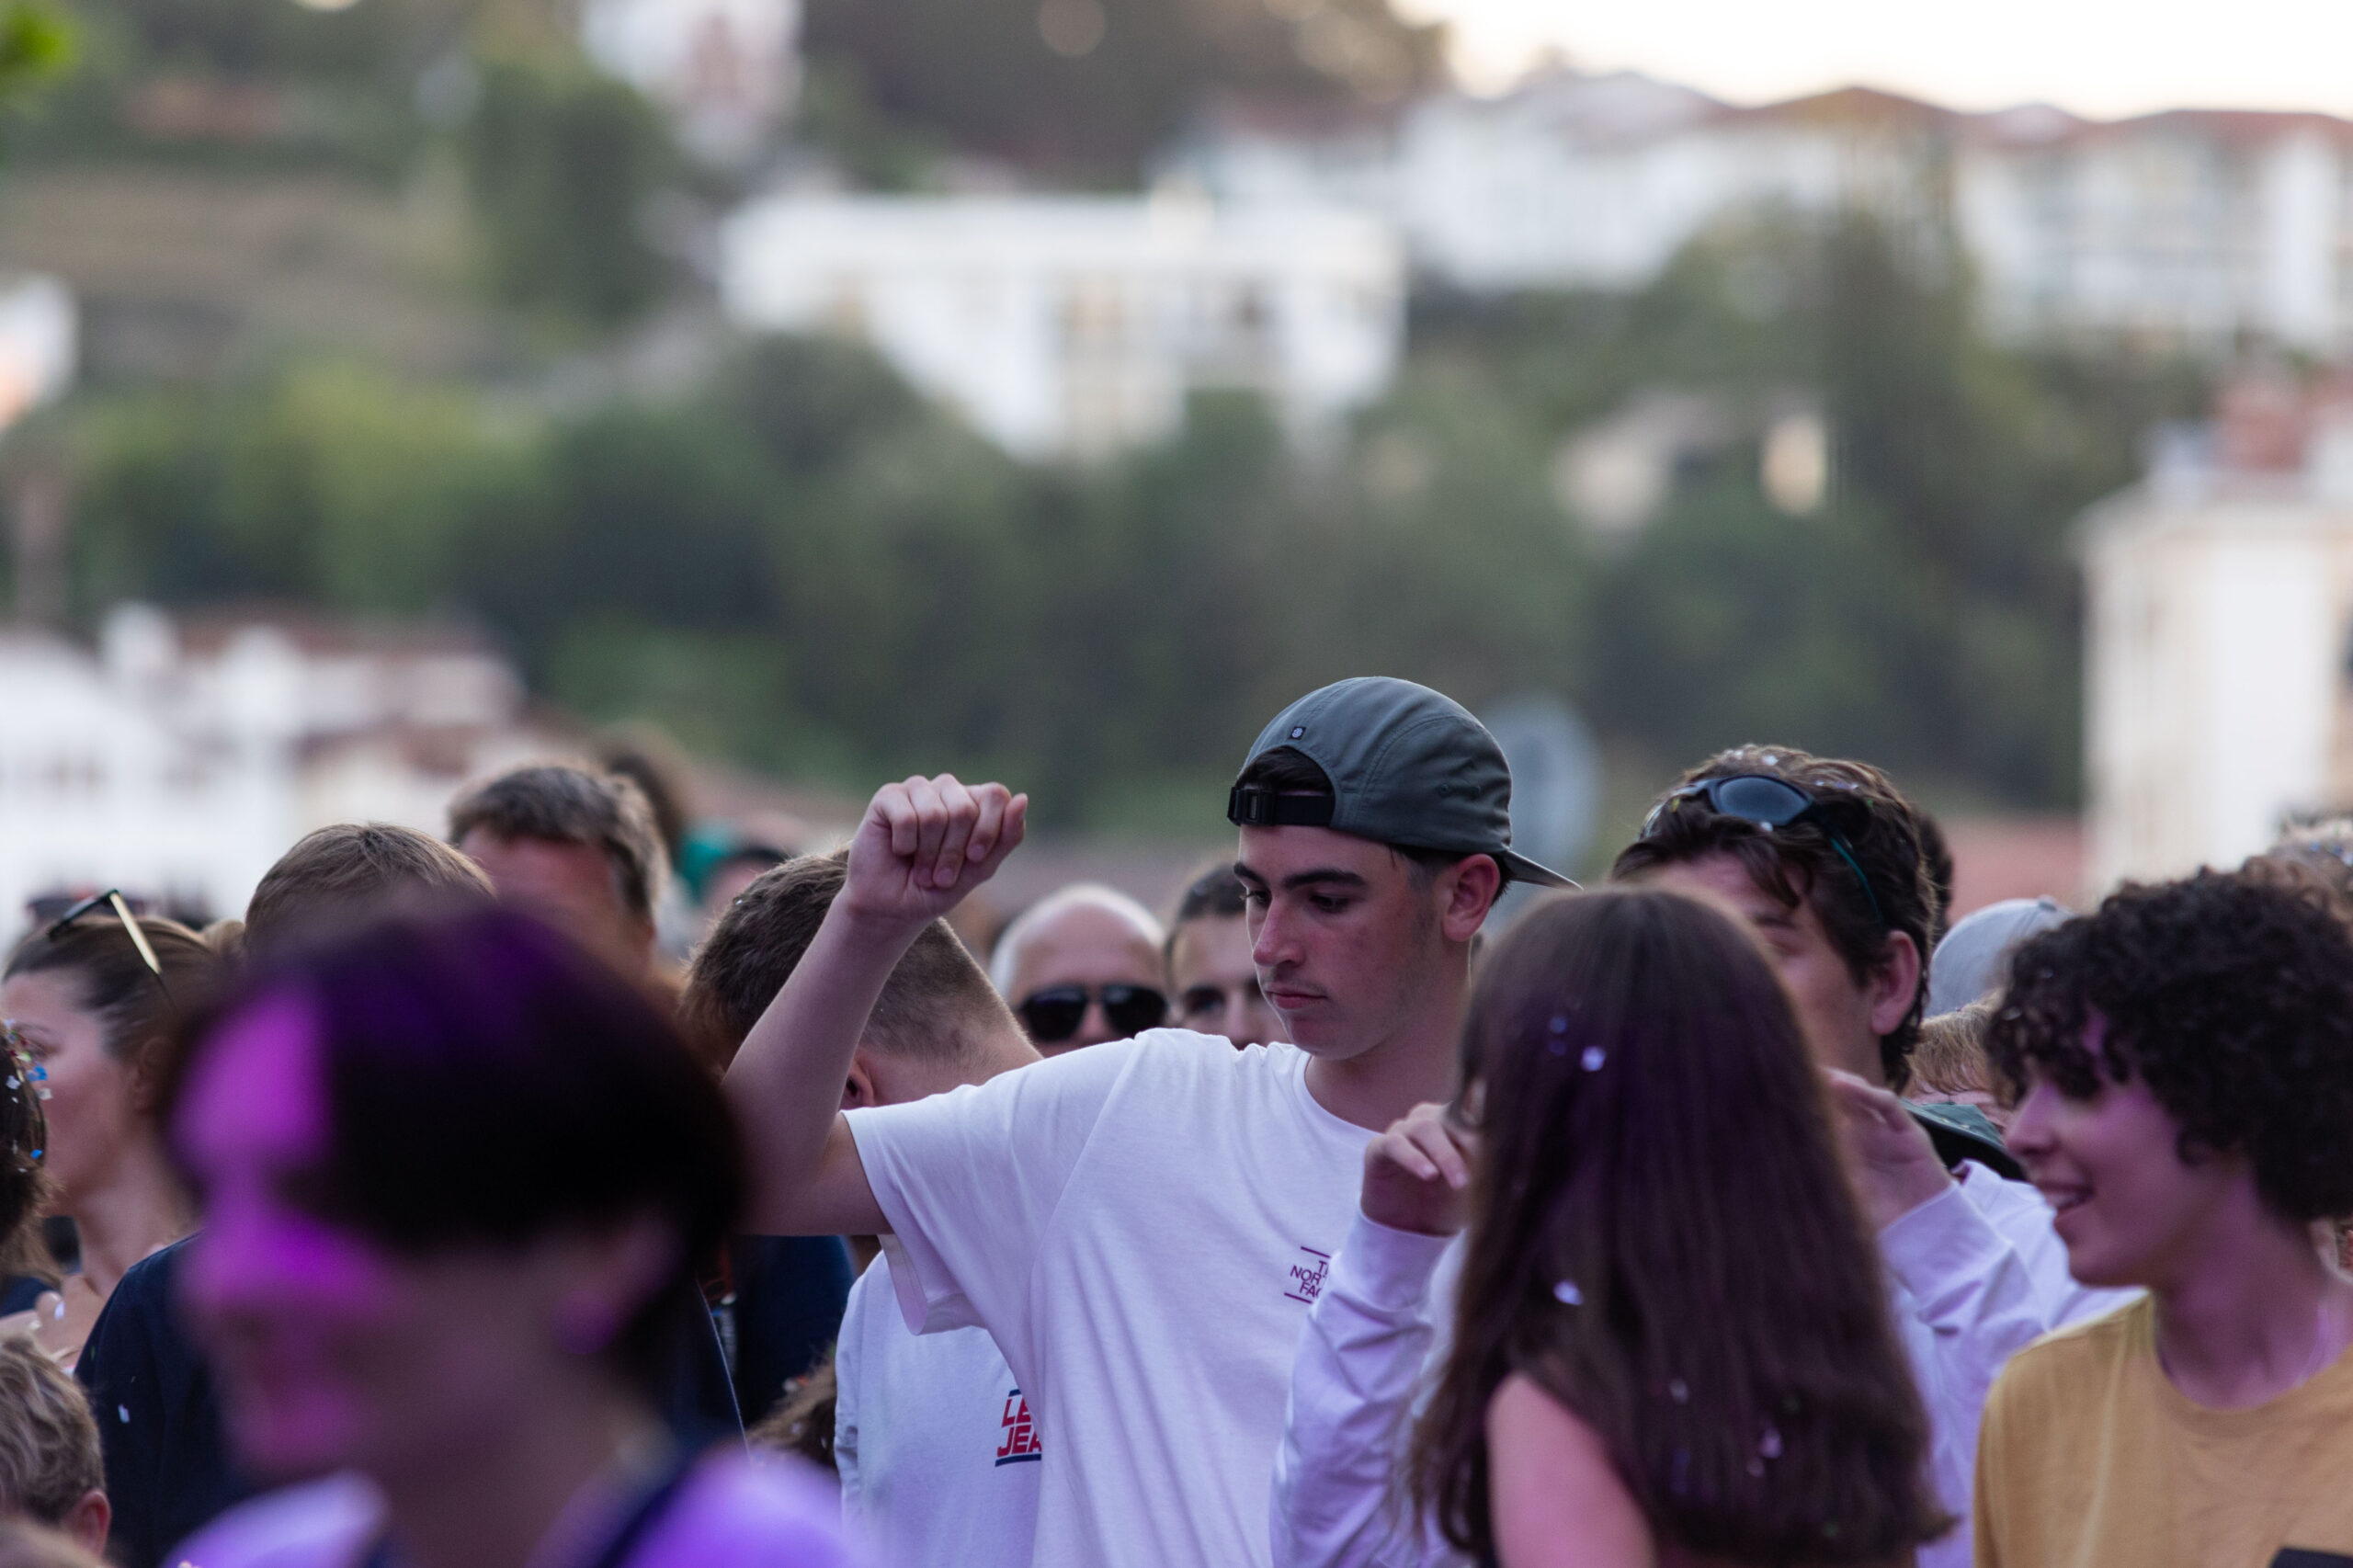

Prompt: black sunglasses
[44,889,172,999]
[1640,774,1889,929]
[1017,983,1168,1044]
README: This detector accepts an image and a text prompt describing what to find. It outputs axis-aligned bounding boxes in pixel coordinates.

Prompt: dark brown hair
[1986,869,2353,1223]
[1612,745,1939,1088]
[679,850,1012,1070]
[1412,888,1948,1563]
[447,764,668,924]
[0,1033,51,1291]
[244,823,494,960]
[161,907,744,1392]
[1163,859,1249,974]
[5,914,221,1086]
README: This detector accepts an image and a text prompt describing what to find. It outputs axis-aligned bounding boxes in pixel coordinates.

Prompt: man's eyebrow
[1231,863,1370,892]
[1281,869,1369,892]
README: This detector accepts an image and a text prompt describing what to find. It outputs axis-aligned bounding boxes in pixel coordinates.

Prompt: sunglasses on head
[42,889,172,998]
[1640,773,1889,929]
[1017,983,1168,1043]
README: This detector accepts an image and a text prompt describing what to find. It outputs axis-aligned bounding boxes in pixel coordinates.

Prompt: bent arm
[722,775,1025,1236]
[1273,1213,1458,1568]
[726,905,909,1236]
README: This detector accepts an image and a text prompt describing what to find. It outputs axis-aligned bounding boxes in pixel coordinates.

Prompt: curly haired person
[1975,869,2353,1568]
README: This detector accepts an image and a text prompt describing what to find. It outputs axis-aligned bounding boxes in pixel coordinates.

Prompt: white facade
[1169,75,1938,292]
[0,606,552,937]
[719,193,1404,460]
[1392,82,1935,291]
[1175,71,2353,356]
[583,0,799,165]
[2081,408,2353,891]
[1957,113,2353,354]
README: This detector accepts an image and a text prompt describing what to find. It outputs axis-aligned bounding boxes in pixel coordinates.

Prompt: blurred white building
[1958,110,2353,353]
[719,192,1404,460]
[583,0,799,165]
[1167,75,1943,292]
[0,606,554,935]
[2081,377,2353,892]
[1172,72,2353,356]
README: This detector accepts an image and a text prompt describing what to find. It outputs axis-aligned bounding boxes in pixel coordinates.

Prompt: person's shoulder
[1997,1296,2146,1402]
[167,1473,381,1568]
[113,1233,196,1309]
[643,1450,860,1565]
[1126,1028,1297,1073]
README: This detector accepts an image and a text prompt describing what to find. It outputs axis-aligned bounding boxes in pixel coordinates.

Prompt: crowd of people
[0,672,2349,1568]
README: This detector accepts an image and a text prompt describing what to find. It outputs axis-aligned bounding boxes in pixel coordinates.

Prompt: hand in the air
[840,774,1028,931]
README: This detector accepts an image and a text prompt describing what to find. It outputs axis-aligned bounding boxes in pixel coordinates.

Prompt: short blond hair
[0,1334,100,1527]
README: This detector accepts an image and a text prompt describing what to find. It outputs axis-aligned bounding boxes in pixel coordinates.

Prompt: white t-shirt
[843,1030,1370,1568]
[168,1450,857,1568]
[835,1255,1040,1568]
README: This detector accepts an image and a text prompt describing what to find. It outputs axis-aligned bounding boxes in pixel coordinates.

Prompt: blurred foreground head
[0,1333,107,1554]
[1414,887,1945,1564]
[449,765,668,979]
[161,907,742,1484]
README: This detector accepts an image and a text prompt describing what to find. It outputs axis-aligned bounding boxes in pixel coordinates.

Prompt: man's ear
[1439,856,1505,945]
[841,1046,882,1110]
[63,1486,110,1554]
[1867,929,1924,1040]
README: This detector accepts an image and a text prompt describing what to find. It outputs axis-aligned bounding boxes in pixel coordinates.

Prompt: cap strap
[1228,785,1336,829]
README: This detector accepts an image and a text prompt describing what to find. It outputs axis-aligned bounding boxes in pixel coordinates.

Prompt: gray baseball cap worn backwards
[1228,676,1575,889]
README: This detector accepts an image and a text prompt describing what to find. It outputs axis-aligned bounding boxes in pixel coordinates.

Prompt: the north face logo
[1284,1246,1331,1305]
[995,1388,1042,1466]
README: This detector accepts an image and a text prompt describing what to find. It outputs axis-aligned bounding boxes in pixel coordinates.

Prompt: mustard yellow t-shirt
[1974,1296,2353,1568]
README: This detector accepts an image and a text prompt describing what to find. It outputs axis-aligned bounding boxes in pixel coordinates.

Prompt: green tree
[461,61,671,323]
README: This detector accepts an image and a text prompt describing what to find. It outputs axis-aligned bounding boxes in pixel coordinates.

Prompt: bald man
[990,883,1169,1053]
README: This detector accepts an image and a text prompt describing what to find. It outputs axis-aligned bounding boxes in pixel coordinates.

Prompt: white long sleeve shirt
[1270,1161,2134,1568]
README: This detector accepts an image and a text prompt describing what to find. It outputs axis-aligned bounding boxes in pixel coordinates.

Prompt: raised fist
[840,774,1029,931]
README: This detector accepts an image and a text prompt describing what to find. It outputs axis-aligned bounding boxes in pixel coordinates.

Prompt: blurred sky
[1405,0,2353,118]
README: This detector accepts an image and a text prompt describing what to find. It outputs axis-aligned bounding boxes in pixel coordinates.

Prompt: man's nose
[1253,904,1297,969]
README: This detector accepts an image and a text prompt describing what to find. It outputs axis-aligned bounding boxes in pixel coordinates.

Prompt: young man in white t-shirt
[681,851,1044,1568]
[1272,745,2131,1568]
[722,677,1572,1568]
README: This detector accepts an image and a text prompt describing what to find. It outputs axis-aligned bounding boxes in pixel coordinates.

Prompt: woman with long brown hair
[2,899,220,1362]
[1412,888,1949,1567]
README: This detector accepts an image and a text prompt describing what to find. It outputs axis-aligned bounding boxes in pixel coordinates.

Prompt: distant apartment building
[2080,375,2353,892]
[718,193,1404,460]
[1169,70,2353,355]
[0,605,550,931]
[1958,110,2353,353]
[1166,74,1944,292]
